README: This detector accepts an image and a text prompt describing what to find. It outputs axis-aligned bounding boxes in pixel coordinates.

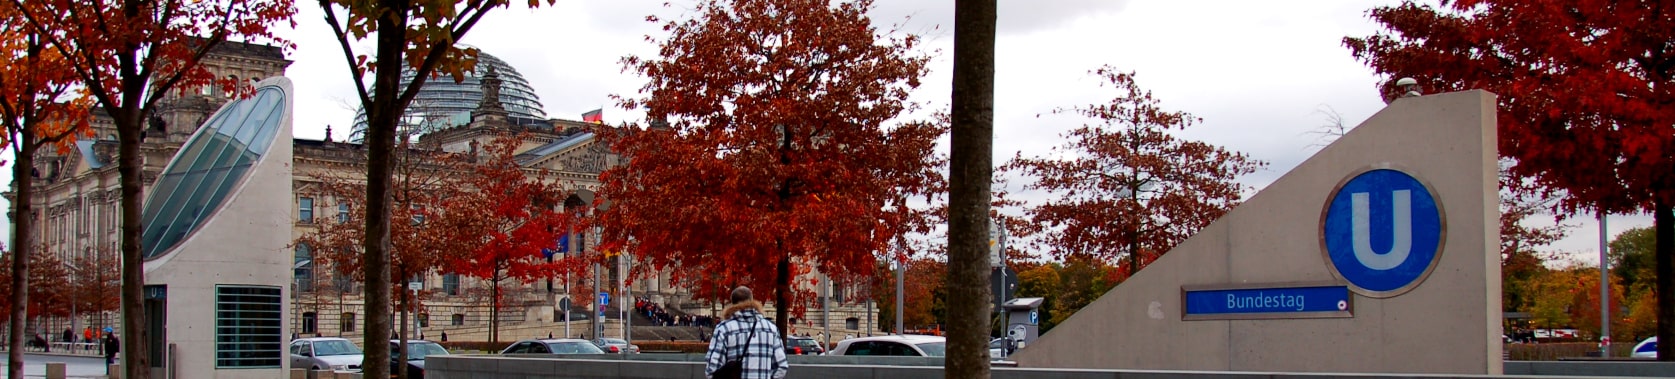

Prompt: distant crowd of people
[635,296,715,327]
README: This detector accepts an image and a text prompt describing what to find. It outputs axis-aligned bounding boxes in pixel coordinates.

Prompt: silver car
[592,338,640,354]
[290,337,364,372]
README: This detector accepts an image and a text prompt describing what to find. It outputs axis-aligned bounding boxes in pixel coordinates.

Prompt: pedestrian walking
[103,332,121,365]
[703,286,786,379]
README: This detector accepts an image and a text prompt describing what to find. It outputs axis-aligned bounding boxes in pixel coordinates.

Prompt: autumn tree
[604,0,944,337]
[1003,67,1264,276]
[0,5,92,374]
[435,135,571,343]
[317,0,556,374]
[1346,0,1675,359]
[68,251,122,330]
[5,1,292,376]
[298,135,468,377]
[1610,227,1657,296]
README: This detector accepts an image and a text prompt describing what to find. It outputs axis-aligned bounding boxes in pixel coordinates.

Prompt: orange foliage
[602,0,944,336]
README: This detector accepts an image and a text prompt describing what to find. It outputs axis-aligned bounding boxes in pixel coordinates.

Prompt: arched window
[293,244,313,292]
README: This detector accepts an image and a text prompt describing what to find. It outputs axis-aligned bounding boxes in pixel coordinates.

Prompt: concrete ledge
[427,355,1673,378]
[1503,361,1675,377]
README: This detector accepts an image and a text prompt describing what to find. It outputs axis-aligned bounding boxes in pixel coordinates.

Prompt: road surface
[0,353,112,378]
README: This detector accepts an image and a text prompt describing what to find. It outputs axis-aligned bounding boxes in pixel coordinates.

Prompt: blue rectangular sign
[1183,285,1352,320]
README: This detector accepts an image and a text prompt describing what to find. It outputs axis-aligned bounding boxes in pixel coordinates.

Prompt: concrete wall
[426,355,1675,379]
[138,78,297,378]
[1010,91,1500,374]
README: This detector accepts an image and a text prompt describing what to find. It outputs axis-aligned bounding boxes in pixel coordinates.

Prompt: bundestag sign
[1182,167,1444,319]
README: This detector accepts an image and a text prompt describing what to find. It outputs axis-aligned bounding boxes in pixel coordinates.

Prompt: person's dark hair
[730,286,753,304]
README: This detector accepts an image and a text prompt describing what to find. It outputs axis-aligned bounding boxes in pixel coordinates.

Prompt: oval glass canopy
[141,85,287,259]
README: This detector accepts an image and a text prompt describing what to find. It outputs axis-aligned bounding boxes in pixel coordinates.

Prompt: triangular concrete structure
[1010,90,1500,374]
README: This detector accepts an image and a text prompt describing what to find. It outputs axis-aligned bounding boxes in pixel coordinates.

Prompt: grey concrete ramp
[1010,90,1500,374]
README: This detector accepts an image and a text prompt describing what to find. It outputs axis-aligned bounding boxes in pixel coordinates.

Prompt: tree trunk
[117,99,149,379]
[1655,202,1672,361]
[397,281,409,379]
[776,252,791,342]
[490,269,501,343]
[947,0,996,377]
[8,140,37,379]
[359,2,409,377]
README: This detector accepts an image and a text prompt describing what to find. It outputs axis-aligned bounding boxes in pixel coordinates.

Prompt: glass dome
[349,50,546,141]
[142,84,288,259]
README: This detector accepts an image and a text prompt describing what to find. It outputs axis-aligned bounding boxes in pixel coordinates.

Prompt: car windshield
[397,342,448,360]
[915,342,947,357]
[549,341,605,354]
[1638,341,1658,354]
[599,338,626,345]
[792,339,819,347]
[312,340,362,356]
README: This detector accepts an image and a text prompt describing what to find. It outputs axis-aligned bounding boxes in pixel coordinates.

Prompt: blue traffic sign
[1029,309,1038,325]
[599,292,610,307]
[1322,169,1444,297]
[1183,285,1352,319]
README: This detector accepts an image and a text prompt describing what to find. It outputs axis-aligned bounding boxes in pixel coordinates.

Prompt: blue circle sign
[1321,169,1445,298]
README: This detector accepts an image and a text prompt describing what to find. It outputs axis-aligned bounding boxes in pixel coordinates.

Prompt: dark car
[387,340,447,379]
[785,336,824,355]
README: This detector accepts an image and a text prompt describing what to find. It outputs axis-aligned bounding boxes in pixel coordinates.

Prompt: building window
[341,312,356,332]
[442,274,459,296]
[214,285,282,368]
[301,312,317,335]
[417,313,429,328]
[298,197,314,224]
[337,203,349,223]
[294,244,313,293]
[846,317,860,330]
[450,314,465,326]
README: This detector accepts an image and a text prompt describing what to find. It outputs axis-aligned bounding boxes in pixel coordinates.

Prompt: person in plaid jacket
[705,287,788,379]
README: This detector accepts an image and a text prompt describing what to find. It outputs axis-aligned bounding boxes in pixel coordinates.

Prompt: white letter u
[1351,190,1411,270]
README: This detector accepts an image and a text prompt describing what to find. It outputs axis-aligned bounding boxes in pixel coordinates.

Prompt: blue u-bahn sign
[1321,168,1445,298]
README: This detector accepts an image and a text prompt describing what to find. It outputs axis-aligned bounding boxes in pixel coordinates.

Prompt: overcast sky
[2,0,1645,265]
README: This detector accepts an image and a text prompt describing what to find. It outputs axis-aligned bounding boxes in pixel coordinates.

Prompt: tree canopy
[1347,0,1675,359]
[1002,67,1264,276]
[602,0,944,336]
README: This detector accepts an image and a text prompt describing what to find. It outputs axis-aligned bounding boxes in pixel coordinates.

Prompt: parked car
[499,338,606,355]
[290,337,364,372]
[592,338,640,354]
[988,338,1014,360]
[387,340,448,379]
[785,336,824,355]
[827,335,946,357]
[1632,337,1658,359]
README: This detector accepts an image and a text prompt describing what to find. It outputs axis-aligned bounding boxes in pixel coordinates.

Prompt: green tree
[1049,255,1115,327]
[1611,227,1657,296]
[1013,263,1061,332]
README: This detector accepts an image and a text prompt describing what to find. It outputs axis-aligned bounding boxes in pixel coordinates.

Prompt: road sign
[989,218,1006,268]
[1321,169,1445,297]
[1028,309,1038,325]
[599,292,610,308]
[559,297,571,312]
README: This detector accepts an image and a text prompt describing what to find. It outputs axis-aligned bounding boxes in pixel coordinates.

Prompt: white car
[1632,337,1658,358]
[289,337,364,372]
[827,335,946,357]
